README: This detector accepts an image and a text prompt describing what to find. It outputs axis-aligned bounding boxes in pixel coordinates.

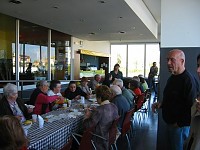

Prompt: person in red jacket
[33,80,60,115]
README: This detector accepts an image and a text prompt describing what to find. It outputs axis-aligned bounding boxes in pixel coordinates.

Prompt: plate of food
[23,120,32,125]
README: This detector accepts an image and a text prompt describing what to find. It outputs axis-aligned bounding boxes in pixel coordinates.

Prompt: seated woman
[33,80,60,115]
[0,83,32,122]
[79,77,92,96]
[47,80,63,96]
[83,85,119,150]
[64,81,88,100]
[0,115,28,150]
[47,80,64,109]
[129,79,142,96]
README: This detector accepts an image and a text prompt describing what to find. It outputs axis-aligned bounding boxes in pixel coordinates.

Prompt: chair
[109,116,121,150]
[120,108,135,150]
[61,138,73,150]
[135,93,145,111]
[72,125,96,150]
[91,116,121,150]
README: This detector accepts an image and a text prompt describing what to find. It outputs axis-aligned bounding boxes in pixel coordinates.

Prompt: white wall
[161,0,200,47]
[71,37,110,54]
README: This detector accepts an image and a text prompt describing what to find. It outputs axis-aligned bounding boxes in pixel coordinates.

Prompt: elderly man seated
[112,79,135,108]
[88,74,102,90]
[0,83,33,122]
[110,85,130,127]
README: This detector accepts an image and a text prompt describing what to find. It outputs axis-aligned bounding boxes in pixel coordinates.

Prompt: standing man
[148,62,158,95]
[152,49,198,150]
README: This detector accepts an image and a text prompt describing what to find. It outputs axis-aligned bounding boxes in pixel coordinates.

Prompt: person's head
[38,80,49,94]
[49,80,61,94]
[81,77,88,87]
[197,54,200,78]
[110,85,122,98]
[3,83,18,102]
[95,85,112,104]
[167,49,185,75]
[94,74,101,83]
[0,115,28,150]
[138,74,145,83]
[112,79,123,88]
[132,76,140,82]
[68,81,77,92]
[114,64,120,71]
[129,79,140,90]
[153,62,157,67]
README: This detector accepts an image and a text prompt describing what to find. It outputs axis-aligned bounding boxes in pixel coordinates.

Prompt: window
[110,45,127,76]
[127,44,145,77]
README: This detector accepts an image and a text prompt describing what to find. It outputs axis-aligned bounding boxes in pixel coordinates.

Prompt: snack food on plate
[23,120,32,125]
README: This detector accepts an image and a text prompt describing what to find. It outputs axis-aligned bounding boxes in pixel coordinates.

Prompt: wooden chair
[61,138,73,150]
[72,125,96,150]
[91,116,121,150]
[109,116,121,150]
[120,108,135,150]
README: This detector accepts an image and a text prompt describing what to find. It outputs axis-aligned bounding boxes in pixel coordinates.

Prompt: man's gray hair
[112,79,123,88]
[3,83,18,98]
[110,85,122,95]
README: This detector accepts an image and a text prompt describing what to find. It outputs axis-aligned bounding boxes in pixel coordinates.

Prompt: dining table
[27,99,97,150]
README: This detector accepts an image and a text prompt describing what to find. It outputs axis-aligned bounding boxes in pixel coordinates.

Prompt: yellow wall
[0,13,15,59]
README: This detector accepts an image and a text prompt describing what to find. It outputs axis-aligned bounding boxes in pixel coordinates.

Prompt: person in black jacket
[152,49,199,150]
[64,81,88,100]
[0,83,32,121]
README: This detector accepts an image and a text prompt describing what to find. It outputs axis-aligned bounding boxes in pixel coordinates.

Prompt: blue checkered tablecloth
[28,105,85,150]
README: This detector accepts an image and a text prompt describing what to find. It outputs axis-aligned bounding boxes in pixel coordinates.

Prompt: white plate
[88,98,97,102]
[45,115,54,119]
[90,103,100,107]
[25,104,35,109]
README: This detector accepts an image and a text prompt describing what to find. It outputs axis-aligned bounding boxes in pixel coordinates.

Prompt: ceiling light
[98,0,106,4]
[53,5,59,9]
[89,32,95,35]
[80,19,85,22]
[119,31,126,34]
[9,0,22,4]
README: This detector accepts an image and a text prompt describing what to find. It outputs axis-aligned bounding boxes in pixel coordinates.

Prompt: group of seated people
[0,72,150,150]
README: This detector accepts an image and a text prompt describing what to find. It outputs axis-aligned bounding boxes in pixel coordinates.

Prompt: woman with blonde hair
[0,115,28,150]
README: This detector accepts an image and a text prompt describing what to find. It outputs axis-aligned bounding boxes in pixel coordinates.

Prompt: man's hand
[152,102,161,113]
[196,98,200,112]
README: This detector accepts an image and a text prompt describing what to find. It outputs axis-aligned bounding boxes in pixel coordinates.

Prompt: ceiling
[0,0,161,42]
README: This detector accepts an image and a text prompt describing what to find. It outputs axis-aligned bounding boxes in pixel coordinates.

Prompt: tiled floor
[117,93,158,150]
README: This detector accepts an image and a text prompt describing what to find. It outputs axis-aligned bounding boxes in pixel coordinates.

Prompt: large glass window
[127,44,145,77]
[145,43,160,77]
[110,43,160,78]
[110,45,127,77]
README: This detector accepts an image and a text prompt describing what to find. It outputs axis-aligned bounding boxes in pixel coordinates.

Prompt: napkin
[38,115,44,128]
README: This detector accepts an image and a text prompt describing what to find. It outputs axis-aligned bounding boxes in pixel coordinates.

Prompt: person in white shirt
[47,80,62,96]
[47,80,64,109]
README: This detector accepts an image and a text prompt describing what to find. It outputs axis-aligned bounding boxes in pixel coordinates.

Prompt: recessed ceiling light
[53,5,59,9]
[98,0,106,4]
[9,0,22,4]
[89,32,95,35]
[119,31,126,34]
[80,19,85,22]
